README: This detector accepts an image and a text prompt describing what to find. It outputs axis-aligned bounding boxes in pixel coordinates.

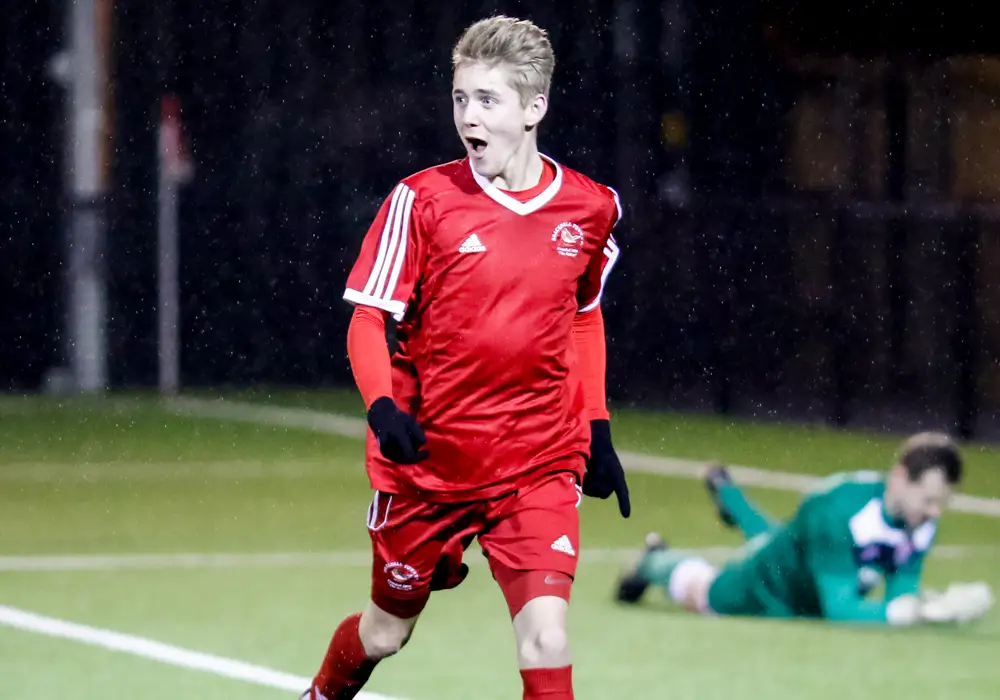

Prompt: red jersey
[344,155,621,501]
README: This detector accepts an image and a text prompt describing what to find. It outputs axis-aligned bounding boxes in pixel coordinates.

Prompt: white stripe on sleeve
[578,236,620,313]
[380,187,415,302]
[362,184,410,297]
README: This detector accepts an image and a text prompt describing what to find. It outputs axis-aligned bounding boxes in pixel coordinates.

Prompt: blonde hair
[452,16,555,105]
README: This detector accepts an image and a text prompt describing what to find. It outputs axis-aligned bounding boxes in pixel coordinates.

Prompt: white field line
[0,459,336,483]
[163,397,1000,518]
[0,544,994,573]
[0,604,399,700]
[163,396,368,438]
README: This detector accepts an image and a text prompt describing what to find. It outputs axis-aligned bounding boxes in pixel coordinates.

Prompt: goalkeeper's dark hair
[897,432,963,485]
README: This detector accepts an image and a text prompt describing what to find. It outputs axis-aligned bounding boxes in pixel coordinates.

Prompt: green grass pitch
[1,389,998,699]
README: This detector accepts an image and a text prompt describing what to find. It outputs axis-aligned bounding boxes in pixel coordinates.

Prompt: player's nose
[461,104,481,126]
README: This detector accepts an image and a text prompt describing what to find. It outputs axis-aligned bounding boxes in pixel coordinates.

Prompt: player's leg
[504,570,574,698]
[704,463,777,539]
[306,492,477,700]
[481,468,582,700]
[614,531,668,603]
[614,533,717,612]
[306,599,417,700]
[494,564,573,667]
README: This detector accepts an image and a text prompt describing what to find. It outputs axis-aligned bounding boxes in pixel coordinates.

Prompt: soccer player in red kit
[303,15,630,700]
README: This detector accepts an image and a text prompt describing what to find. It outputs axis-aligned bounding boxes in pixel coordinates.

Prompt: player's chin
[468,152,498,178]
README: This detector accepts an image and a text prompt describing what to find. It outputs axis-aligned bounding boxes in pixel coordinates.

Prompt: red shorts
[366,461,583,619]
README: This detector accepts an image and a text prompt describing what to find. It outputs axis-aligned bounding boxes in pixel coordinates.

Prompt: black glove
[582,419,631,518]
[366,396,429,464]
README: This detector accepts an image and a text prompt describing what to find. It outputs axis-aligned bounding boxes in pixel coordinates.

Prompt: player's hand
[366,396,430,464]
[885,594,922,626]
[582,419,631,518]
[920,582,994,624]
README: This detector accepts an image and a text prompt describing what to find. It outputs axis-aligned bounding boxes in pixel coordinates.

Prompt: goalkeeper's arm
[815,575,994,626]
[815,573,893,624]
[879,552,993,625]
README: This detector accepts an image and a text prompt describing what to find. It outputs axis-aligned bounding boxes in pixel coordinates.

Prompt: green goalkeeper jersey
[706,471,936,623]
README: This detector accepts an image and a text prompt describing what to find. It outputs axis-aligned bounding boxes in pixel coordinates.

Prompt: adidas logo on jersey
[551,535,576,557]
[459,234,486,253]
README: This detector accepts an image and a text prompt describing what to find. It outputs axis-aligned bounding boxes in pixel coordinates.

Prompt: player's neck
[492,141,544,192]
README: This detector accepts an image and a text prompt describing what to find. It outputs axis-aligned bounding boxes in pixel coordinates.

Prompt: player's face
[889,466,952,529]
[452,62,546,179]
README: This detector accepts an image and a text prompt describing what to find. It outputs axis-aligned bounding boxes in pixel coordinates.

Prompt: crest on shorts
[552,222,585,257]
[384,561,420,591]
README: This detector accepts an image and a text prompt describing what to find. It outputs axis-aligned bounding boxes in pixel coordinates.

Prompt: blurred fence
[3,0,999,439]
[614,197,995,439]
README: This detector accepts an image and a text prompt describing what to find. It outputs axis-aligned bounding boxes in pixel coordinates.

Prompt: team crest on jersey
[552,222,585,257]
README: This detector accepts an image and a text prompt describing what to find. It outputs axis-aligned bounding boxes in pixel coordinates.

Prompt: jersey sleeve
[576,187,622,313]
[343,183,425,322]
[571,306,609,420]
[804,497,892,625]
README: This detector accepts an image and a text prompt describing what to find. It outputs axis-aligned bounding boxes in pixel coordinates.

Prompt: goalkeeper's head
[886,432,963,530]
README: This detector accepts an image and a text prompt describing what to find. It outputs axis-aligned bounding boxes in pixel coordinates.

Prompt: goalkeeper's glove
[921,582,994,623]
[366,396,429,464]
[582,419,631,518]
[886,582,994,626]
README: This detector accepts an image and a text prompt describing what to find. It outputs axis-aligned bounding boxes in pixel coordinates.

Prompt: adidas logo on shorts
[550,535,576,557]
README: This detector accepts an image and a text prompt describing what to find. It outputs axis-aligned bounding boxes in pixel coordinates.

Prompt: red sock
[521,666,573,699]
[311,613,378,700]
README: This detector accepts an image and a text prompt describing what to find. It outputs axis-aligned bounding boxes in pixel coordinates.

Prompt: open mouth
[465,137,487,156]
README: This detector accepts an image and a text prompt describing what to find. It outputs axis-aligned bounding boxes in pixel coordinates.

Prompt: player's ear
[524,93,547,131]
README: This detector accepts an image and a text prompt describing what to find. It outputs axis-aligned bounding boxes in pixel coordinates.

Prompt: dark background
[4,0,999,438]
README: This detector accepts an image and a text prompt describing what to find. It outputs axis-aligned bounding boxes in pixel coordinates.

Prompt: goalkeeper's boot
[615,532,668,604]
[704,463,737,529]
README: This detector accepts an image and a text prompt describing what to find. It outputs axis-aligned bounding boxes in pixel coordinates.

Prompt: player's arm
[883,550,924,601]
[571,306,609,421]
[884,544,994,624]
[575,188,629,518]
[818,553,993,626]
[575,187,621,317]
[814,573,894,625]
[805,506,899,625]
[343,183,428,464]
[806,507,991,626]
[343,183,423,322]
[347,306,393,410]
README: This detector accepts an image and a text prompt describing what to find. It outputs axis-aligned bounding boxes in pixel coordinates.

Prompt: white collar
[468,153,563,216]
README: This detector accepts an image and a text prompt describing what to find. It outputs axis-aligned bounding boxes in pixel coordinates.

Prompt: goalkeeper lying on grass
[616,432,994,626]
